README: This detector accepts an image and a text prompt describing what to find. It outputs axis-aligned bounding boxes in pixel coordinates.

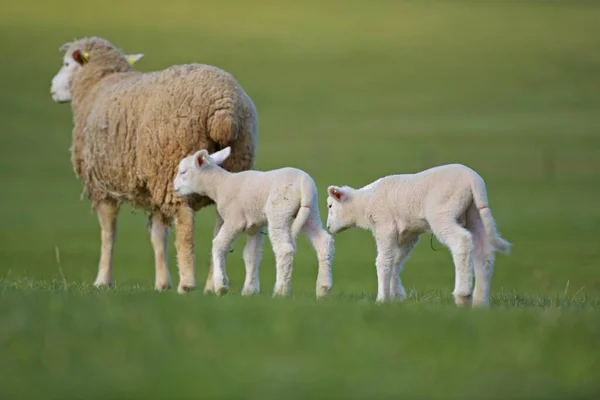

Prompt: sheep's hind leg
[467,205,494,307]
[149,213,172,291]
[241,230,264,296]
[174,205,196,294]
[94,199,119,288]
[430,217,475,307]
[303,213,334,299]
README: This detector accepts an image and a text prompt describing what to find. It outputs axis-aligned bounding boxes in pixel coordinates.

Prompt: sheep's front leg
[390,236,419,301]
[149,213,172,291]
[212,222,241,296]
[174,205,196,294]
[242,231,264,296]
[374,232,398,303]
[204,211,224,294]
[94,199,119,288]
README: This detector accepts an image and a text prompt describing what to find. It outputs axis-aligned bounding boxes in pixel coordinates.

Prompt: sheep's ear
[209,147,231,166]
[125,53,144,65]
[328,186,346,202]
[72,49,89,65]
[194,150,210,169]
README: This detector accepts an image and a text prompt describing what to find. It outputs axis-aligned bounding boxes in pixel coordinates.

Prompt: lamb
[173,147,334,298]
[325,163,511,307]
[49,36,258,294]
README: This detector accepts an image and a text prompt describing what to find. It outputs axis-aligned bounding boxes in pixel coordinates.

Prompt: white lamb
[173,147,334,298]
[325,164,511,307]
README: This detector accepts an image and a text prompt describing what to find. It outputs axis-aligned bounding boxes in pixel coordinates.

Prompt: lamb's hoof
[241,286,260,296]
[155,282,172,292]
[203,283,215,295]
[454,293,473,307]
[177,284,196,294]
[316,285,332,299]
[215,286,229,297]
[472,297,490,308]
[93,279,112,289]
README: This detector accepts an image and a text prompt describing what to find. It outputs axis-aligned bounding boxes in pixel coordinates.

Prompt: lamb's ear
[328,186,346,202]
[209,147,232,166]
[72,49,89,65]
[194,150,210,169]
[125,53,144,65]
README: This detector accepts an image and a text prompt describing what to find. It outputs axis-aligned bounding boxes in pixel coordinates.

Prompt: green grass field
[1,0,600,398]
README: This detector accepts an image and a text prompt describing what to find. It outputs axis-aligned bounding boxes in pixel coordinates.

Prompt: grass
[1,0,600,398]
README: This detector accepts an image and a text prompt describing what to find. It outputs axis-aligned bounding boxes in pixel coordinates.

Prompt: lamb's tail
[470,173,511,255]
[291,175,316,240]
[208,107,239,147]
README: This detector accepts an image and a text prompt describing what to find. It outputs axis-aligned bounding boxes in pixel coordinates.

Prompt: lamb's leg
[149,213,172,291]
[390,236,419,301]
[374,230,399,303]
[430,217,475,307]
[174,205,196,294]
[212,222,241,296]
[94,199,119,288]
[467,206,494,307]
[269,222,296,297]
[204,211,224,295]
[242,231,264,296]
[303,213,334,299]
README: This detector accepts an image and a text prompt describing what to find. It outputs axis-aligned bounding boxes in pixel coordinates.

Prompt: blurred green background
[1,0,599,399]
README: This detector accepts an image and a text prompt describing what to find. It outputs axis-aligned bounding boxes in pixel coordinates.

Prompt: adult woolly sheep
[173,147,334,298]
[325,164,511,307]
[50,36,258,294]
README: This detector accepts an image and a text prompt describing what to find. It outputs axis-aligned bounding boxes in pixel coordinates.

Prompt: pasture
[1,0,599,398]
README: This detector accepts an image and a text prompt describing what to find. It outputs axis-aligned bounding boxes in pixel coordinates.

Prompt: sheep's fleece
[51,36,258,293]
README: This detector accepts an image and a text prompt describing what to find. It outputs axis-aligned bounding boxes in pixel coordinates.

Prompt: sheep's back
[80,64,258,215]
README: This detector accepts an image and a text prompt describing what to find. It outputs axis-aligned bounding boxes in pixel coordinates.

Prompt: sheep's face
[326,186,353,234]
[51,46,144,103]
[173,147,232,197]
[50,50,86,103]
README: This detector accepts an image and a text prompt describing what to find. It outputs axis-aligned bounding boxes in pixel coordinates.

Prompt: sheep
[173,147,334,299]
[49,36,258,294]
[325,163,511,307]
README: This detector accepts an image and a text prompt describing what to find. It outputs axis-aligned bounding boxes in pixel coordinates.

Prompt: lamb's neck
[352,188,374,230]
[201,167,233,203]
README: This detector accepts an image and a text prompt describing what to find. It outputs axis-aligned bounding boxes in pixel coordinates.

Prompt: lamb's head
[326,186,355,234]
[173,147,232,197]
[50,37,144,103]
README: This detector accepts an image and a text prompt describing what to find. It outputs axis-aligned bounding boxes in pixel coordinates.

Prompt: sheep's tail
[208,107,239,147]
[470,172,511,255]
[291,175,316,240]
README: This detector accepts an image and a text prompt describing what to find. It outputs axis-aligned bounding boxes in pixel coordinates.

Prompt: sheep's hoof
[177,284,196,294]
[216,286,229,297]
[316,285,332,299]
[241,286,260,296]
[93,279,113,289]
[454,293,473,307]
[203,285,215,295]
[155,282,172,292]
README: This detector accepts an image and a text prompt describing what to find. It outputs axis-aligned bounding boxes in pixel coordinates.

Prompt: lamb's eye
[328,204,332,209]
[64,62,69,67]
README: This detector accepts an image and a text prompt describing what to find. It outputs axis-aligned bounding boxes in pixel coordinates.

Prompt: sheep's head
[326,186,355,234]
[174,147,232,197]
[50,38,144,103]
